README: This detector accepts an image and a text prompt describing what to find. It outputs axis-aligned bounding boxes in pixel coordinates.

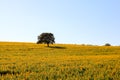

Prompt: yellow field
[0,42,120,80]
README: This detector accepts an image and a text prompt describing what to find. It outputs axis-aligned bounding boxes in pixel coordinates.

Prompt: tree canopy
[37,33,55,47]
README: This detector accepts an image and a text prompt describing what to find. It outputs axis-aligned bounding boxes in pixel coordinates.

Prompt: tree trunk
[47,43,49,47]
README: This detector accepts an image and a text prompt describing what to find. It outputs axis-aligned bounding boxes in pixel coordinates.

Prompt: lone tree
[105,43,111,46]
[37,33,55,47]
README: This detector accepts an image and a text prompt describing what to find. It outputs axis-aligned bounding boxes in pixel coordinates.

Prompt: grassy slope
[0,42,120,80]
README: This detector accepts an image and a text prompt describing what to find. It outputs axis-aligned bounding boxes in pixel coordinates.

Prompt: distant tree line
[36,32,112,47]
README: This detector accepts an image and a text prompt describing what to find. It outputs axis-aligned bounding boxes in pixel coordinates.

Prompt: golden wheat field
[0,42,120,80]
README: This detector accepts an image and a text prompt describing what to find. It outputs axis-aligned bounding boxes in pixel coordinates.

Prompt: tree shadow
[48,46,66,49]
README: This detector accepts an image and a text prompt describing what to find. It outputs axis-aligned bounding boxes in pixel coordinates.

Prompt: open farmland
[0,42,120,80]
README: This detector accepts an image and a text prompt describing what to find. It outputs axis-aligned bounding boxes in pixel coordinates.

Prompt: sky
[0,0,120,45]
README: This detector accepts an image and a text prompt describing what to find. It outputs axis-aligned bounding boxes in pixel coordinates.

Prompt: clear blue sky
[0,0,120,45]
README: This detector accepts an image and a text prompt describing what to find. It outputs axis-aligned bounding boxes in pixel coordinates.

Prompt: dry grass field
[0,42,120,80]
